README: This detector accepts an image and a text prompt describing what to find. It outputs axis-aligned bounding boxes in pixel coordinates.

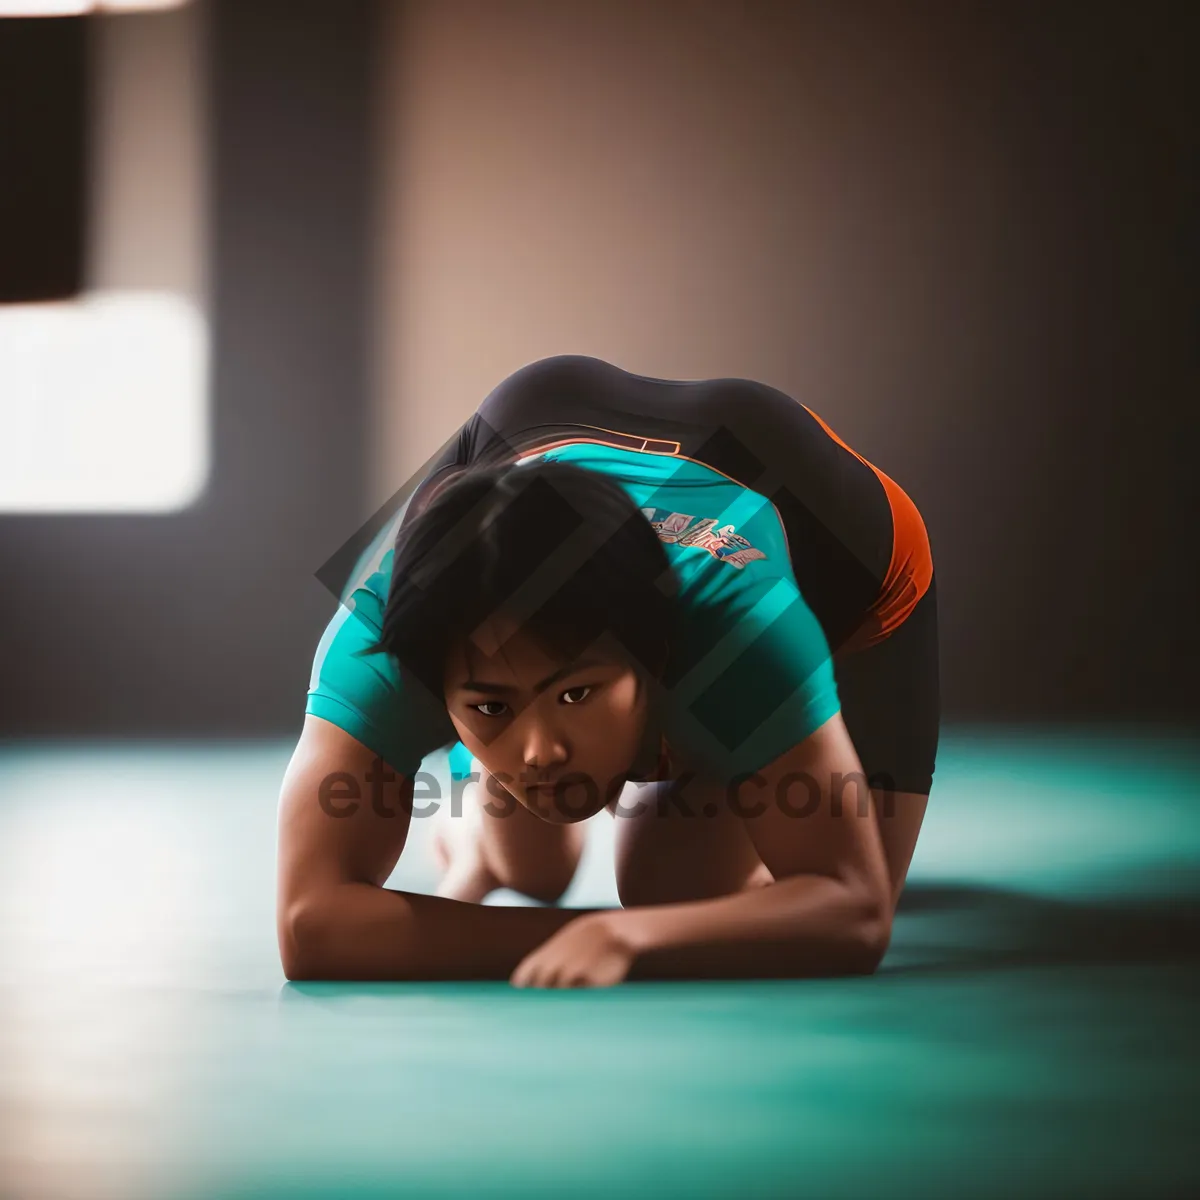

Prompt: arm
[276,714,593,981]
[634,710,891,977]
[512,711,892,985]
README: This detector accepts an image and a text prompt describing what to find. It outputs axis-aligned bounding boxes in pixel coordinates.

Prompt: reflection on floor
[0,728,1197,1199]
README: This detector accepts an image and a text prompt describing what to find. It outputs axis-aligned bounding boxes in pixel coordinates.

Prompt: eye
[471,701,509,718]
[561,685,591,705]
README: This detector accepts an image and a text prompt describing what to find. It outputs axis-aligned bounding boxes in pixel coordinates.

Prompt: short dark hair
[363,460,679,698]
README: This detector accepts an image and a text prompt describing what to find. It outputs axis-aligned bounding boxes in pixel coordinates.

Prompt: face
[443,611,651,823]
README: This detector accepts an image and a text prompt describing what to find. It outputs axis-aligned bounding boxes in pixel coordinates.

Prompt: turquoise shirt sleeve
[304,550,459,779]
[663,564,840,782]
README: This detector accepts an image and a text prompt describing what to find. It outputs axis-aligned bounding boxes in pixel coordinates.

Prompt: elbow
[848,893,893,976]
[852,912,892,975]
[278,894,328,981]
[826,869,892,976]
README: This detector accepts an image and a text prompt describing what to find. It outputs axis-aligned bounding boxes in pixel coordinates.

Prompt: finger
[523,957,557,989]
[510,953,538,988]
[541,962,578,989]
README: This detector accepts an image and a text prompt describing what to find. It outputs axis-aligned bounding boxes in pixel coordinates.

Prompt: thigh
[834,572,940,795]
[833,573,940,895]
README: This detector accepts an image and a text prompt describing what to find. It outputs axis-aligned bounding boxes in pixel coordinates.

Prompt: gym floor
[1,728,1197,1199]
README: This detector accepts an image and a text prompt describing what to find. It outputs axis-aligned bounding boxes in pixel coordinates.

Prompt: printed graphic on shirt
[640,506,768,569]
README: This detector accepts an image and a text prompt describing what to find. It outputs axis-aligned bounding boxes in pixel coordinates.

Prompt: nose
[522,718,568,778]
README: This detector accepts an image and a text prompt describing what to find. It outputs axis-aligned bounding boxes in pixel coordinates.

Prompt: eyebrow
[459,658,607,696]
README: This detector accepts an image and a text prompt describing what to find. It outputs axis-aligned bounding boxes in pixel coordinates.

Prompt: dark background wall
[0,0,1194,737]
[0,16,87,303]
[913,2,1197,725]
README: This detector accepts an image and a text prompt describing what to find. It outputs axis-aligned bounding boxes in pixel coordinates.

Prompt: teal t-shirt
[305,442,839,782]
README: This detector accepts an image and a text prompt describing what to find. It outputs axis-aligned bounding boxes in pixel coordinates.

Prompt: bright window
[0,292,207,512]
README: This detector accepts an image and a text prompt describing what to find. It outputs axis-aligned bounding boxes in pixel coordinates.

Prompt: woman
[277,355,938,987]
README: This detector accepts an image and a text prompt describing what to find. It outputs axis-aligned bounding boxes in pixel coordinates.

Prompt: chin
[524,783,622,824]
[534,807,591,825]
[523,799,602,824]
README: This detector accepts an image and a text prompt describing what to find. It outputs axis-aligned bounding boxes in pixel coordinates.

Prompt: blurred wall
[89,7,206,300]
[374,0,1196,725]
[0,0,377,738]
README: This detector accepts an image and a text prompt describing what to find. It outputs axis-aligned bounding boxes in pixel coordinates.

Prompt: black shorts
[833,571,940,796]
[394,356,941,796]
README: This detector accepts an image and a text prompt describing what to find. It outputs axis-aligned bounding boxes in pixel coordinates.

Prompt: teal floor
[0,729,1197,1199]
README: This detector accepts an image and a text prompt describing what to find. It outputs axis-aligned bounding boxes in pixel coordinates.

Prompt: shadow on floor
[887,877,1200,975]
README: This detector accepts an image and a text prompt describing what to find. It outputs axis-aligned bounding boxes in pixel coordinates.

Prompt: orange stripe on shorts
[801,405,933,653]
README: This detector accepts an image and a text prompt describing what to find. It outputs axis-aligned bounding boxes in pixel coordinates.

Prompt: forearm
[281,882,597,981]
[621,872,890,980]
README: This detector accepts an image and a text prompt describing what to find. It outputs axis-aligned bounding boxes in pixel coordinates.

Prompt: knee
[502,845,582,905]
[510,863,578,905]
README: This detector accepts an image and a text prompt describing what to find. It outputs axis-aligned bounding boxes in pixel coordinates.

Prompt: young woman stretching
[276,355,938,987]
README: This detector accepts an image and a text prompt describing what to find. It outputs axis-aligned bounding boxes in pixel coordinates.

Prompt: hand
[510,911,638,988]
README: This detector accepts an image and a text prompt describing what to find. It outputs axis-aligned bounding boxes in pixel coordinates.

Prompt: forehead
[444,613,627,683]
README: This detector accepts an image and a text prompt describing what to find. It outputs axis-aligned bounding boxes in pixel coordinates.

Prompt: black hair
[362,460,679,699]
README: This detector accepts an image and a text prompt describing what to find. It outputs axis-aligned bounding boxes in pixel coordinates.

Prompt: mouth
[523,783,590,825]
[525,781,573,811]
